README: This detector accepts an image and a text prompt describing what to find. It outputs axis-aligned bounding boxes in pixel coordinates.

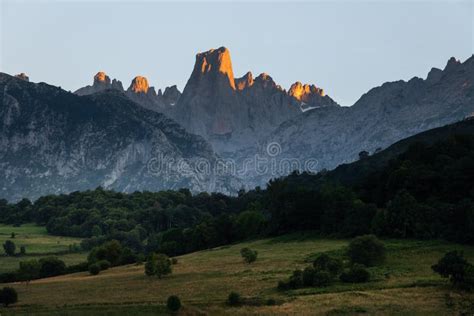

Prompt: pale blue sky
[1,0,472,106]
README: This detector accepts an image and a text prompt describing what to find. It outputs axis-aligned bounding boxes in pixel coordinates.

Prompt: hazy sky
[1,0,472,106]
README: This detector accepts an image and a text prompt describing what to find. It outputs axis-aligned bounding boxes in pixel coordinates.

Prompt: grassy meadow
[0,224,86,273]
[1,233,473,315]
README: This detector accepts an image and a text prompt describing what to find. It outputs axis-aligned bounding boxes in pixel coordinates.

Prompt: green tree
[145,255,157,276]
[167,295,181,312]
[88,263,100,275]
[18,260,40,283]
[0,287,18,307]
[240,248,258,264]
[155,253,172,278]
[227,292,241,306]
[38,257,66,278]
[347,235,386,267]
[3,240,16,256]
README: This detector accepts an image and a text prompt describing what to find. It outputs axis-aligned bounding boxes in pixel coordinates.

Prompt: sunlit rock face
[75,71,123,96]
[169,47,338,153]
[0,73,240,201]
[75,73,181,112]
[128,76,149,94]
[288,81,338,111]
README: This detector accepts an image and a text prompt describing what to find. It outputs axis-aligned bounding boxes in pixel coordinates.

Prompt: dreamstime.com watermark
[146,142,319,178]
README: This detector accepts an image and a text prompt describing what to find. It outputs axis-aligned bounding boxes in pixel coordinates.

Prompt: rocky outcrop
[263,55,474,187]
[14,73,29,81]
[75,71,124,96]
[75,73,181,112]
[0,73,239,201]
[169,47,338,152]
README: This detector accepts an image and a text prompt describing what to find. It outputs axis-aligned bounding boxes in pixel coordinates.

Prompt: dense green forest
[1,133,473,261]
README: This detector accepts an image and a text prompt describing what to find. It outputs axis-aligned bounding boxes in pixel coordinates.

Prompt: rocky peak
[111,79,124,91]
[444,57,461,72]
[163,85,181,105]
[254,73,277,89]
[288,81,325,102]
[94,71,111,86]
[14,73,29,81]
[128,76,149,94]
[235,72,254,90]
[191,46,236,90]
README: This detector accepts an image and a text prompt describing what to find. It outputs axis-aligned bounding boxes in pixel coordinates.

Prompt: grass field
[1,233,474,315]
[0,224,86,273]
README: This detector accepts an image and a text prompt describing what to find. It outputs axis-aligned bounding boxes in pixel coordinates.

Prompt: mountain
[265,55,474,180]
[168,47,338,152]
[75,72,181,112]
[0,73,239,201]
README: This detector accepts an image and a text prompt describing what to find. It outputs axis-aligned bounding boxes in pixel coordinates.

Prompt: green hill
[2,235,474,315]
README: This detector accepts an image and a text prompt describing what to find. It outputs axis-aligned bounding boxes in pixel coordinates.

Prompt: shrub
[10,232,15,239]
[313,270,332,287]
[302,266,316,286]
[347,235,386,267]
[20,246,26,255]
[167,295,181,312]
[432,251,474,290]
[88,263,100,275]
[227,292,241,306]
[313,253,343,277]
[97,260,111,270]
[288,269,303,289]
[3,240,16,256]
[145,253,172,278]
[18,260,40,282]
[277,280,290,291]
[240,248,258,264]
[340,264,370,283]
[38,257,66,278]
[266,298,277,306]
[0,287,18,307]
[171,258,178,265]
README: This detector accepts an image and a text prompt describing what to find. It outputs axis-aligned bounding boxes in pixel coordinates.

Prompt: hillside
[2,235,474,315]
[0,73,240,201]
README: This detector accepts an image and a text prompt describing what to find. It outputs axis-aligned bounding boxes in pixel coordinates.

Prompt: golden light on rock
[130,76,149,94]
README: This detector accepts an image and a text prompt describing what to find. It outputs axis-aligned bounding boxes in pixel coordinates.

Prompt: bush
[347,235,386,267]
[88,263,100,275]
[313,270,332,287]
[144,253,172,278]
[302,266,316,286]
[0,287,18,307]
[313,253,343,277]
[227,292,241,306]
[39,257,66,278]
[340,264,370,283]
[166,295,181,312]
[20,246,26,255]
[97,260,111,270]
[171,258,178,265]
[288,269,303,289]
[2,240,16,256]
[266,298,277,306]
[432,251,474,290]
[277,280,290,291]
[240,248,258,264]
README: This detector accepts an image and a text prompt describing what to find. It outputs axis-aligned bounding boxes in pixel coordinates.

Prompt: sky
[0,0,473,106]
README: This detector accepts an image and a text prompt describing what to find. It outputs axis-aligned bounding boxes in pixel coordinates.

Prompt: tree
[313,253,343,277]
[155,254,172,278]
[88,240,123,266]
[340,264,370,283]
[3,240,16,256]
[145,253,172,278]
[347,235,386,267]
[145,255,157,276]
[240,248,258,264]
[432,251,474,290]
[38,257,66,278]
[20,246,26,256]
[167,295,181,312]
[89,263,100,275]
[18,260,40,283]
[227,292,241,306]
[10,232,15,239]
[0,287,18,307]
